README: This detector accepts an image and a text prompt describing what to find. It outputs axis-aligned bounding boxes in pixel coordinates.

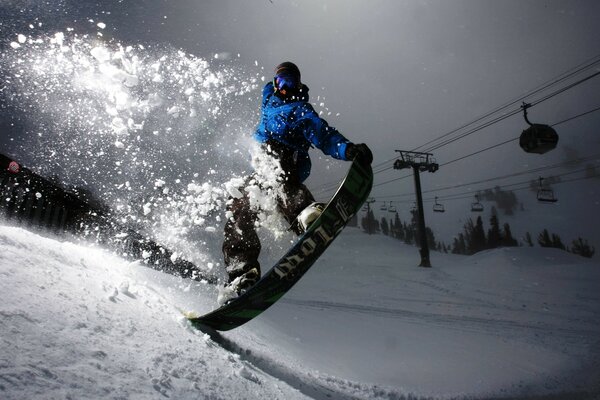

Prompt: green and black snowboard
[187,159,373,331]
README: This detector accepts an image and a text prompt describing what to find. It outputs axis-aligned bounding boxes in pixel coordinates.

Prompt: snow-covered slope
[1,224,599,400]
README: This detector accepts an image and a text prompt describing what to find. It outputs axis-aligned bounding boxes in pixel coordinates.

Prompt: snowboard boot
[294,202,326,235]
[218,261,261,305]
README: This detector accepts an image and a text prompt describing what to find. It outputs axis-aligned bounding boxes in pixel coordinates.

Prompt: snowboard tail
[188,159,373,331]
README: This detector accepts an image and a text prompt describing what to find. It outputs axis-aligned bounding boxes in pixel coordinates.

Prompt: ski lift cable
[324,143,598,197]
[426,166,594,202]
[380,169,598,206]
[414,54,600,152]
[439,137,519,168]
[412,54,600,153]
[365,172,599,208]
[529,70,600,108]
[370,146,599,196]
[331,119,597,197]
[439,105,600,168]
[423,108,523,153]
[426,103,600,172]
[366,98,600,185]
[353,63,600,188]
[317,70,600,192]
[372,155,600,201]
[429,172,598,204]
[550,104,600,128]
[421,70,600,154]
[314,67,600,196]
[413,105,600,176]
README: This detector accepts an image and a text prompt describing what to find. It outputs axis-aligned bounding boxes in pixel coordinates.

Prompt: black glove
[345,143,373,165]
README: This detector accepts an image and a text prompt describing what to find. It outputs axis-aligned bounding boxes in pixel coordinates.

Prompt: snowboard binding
[295,202,326,235]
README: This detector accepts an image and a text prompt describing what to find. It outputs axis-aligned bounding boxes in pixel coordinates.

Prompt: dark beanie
[275,61,301,80]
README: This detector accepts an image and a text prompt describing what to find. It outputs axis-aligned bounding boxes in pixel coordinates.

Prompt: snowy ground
[1,223,599,400]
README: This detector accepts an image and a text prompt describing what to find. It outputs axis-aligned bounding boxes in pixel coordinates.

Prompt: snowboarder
[222,61,372,298]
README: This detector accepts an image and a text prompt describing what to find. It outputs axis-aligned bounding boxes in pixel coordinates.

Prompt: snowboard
[187,159,373,331]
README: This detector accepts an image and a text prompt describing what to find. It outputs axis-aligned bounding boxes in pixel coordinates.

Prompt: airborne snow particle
[17,34,27,43]
[10,42,20,49]
[97,22,106,29]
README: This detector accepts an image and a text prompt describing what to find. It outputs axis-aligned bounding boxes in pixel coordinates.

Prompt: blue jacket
[254,82,350,182]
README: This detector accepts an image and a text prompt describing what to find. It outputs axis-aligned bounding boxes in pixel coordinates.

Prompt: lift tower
[394,151,439,268]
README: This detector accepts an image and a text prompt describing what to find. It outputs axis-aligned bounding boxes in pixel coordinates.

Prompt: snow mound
[1,225,599,399]
[0,226,308,399]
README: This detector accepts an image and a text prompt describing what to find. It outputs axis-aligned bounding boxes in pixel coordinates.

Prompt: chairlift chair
[388,202,397,213]
[471,195,484,212]
[433,196,445,213]
[380,202,388,211]
[537,177,558,203]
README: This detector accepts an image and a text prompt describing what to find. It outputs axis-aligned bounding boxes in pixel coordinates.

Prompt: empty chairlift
[411,202,417,213]
[471,195,484,212]
[433,197,445,213]
[380,202,388,211]
[388,202,397,213]
[537,177,558,203]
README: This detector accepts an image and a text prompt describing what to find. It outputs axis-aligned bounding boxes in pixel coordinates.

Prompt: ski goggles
[273,74,300,95]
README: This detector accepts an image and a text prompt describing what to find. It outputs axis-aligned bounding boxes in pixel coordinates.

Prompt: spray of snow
[0,29,300,268]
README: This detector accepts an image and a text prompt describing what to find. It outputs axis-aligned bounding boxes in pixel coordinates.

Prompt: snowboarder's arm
[300,105,350,161]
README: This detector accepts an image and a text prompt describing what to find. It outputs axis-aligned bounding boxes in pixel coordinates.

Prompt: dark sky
[3,1,599,173]
[2,0,600,243]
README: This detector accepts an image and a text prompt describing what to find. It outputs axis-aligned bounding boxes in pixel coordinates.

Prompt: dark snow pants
[222,145,315,282]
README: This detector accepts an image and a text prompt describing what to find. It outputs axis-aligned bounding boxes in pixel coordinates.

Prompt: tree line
[361,207,595,258]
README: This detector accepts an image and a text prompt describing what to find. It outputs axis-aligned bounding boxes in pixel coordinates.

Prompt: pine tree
[452,233,467,254]
[426,227,437,250]
[551,233,565,250]
[538,229,552,247]
[502,223,518,247]
[524,232,534,247]
[381,218,390,236]
[403,221,413,244]
[570,237,595,258]
[467,216,486,254]
[537,229,564,249]
[361,210,377,234]
[487,214,502,249]
[393,212,403,240]
[490,205,498,217]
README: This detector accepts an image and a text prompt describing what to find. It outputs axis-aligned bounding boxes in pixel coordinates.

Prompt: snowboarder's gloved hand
[345,143,373,165]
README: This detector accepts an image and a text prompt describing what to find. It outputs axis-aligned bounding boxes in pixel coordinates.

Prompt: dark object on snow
[0,153,212,282]
[1,153,89,233]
